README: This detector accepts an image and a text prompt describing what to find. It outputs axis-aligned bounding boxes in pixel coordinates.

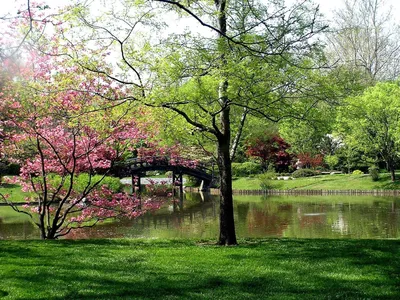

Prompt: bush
[232,162,262,177]
[74,174,123,193]
[99,176,124,192]
[185,175,201,187]
[324,155,339,170]
[35,173,124,194]
[0,163,20,176]
[352,170,364,175]
[368,166,380,181]
[279,172,291,176]
[291,169,318,178]
[145,181,172,196]
[259,170,277,190]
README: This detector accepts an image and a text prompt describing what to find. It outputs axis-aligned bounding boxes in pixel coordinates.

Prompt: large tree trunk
[217,131,237,245]
[389,162,396,182]
[391,167,396,182]
[214,0,237,245]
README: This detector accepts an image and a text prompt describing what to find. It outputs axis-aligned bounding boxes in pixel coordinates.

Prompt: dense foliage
[0,47,164,239]
[2,0,400,243]
[292,169,319,178]
[336,82,400,181]
[245,133,293,172]
[231,162,262,177]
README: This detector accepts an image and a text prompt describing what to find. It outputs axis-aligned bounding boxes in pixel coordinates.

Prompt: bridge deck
[113,156,217,188]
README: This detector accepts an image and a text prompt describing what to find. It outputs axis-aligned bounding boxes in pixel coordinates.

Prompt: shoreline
[185,186,400,196]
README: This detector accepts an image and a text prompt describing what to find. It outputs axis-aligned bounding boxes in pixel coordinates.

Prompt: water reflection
[1,194,399,240]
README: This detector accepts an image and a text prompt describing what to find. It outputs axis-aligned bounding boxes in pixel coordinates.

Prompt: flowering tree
[0,50,163,239]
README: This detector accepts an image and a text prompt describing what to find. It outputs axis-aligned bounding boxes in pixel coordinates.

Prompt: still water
[1,193,399,239]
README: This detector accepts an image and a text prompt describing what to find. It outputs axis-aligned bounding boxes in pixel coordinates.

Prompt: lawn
[0,184,28,203]
[232,173,400,190]
[0,238,399,299]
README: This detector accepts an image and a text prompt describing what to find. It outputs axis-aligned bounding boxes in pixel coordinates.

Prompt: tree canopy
[336,82,400,181]
[4,0,399,243]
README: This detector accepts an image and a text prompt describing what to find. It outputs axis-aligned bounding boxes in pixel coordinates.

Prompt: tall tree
[336,82,400,181]
[28,0,329,245]
[328,0,400,82]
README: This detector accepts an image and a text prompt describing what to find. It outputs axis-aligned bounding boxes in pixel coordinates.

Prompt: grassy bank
[3,174,400,199]
[232,173,400,190]
[0,238,399,299]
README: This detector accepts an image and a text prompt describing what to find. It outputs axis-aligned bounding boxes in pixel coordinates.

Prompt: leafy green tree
[336,82,400,181]
[31,0,331,245]
[324,155,339,171]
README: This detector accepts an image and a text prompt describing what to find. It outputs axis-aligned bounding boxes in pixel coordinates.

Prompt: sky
[2,0,400,20]
[320,0,400,22]
[2,0,400,35]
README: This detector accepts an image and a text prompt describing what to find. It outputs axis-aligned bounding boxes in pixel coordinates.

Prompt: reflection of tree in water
[331,204,348,235]
[0,221,37,239]
[236,203,249,224]
[3,195,400,239]
[245,203,292,237]
[68,193,219,239]
[347,200,400,238]
[296,205,327,229]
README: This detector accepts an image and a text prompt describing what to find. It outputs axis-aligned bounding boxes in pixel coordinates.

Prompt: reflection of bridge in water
[65,192,219,239]
[135,192,217,230]
[114,156,217,194]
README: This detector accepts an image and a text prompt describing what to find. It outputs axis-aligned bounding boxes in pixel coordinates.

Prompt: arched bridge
[113,156,217,192]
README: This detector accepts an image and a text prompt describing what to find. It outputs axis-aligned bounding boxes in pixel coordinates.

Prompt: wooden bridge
[113,156,217,193]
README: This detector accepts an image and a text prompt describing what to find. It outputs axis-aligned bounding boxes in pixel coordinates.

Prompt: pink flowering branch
[0,47,163,239]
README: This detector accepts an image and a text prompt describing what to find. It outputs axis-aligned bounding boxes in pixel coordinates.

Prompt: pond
[1,193,399,240]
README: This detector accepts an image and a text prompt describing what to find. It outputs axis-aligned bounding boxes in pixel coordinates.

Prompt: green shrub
[324,155,339,170]
[185,175,201,187]
[368,166,380,181]
[0,163,20,176]
[291,169,318,178]
[232,162,262,177]
[279,172,291,176]
[74,174,123,193]
[352,170,364,175]
[259,171,277,190]
[99,176,124,192]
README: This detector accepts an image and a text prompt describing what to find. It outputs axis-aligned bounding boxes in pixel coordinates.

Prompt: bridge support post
[199,180,210,192]
[172,171,183,198]
[132,174,142,195]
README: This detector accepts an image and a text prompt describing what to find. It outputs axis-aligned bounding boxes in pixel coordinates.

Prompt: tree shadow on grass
[1,239,400,299]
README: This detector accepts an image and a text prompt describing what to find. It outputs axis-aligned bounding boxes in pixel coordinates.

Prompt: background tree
[324,154,339,170]
[336,82,400,181]
[327,0,400,82]
[296,153,324,169]
[245,130,292,172]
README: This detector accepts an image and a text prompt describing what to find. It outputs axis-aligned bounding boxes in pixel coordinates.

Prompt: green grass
[0,238,399,299]
[233,173,400,190]
[0,184,28,203]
